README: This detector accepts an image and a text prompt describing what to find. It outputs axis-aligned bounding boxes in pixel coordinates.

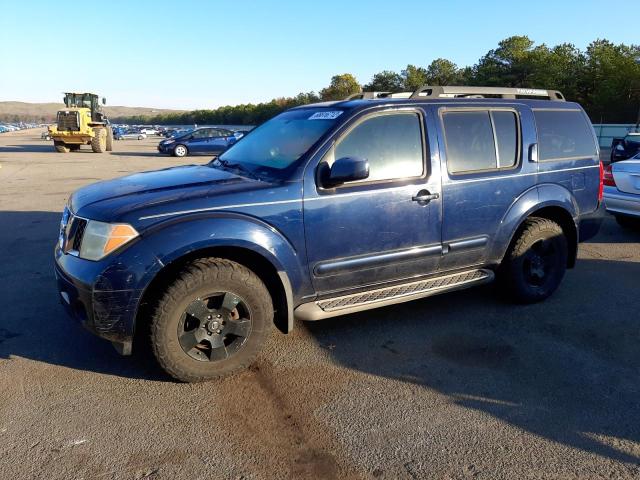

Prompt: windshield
[624,134,640,144]
[217,108,343,175]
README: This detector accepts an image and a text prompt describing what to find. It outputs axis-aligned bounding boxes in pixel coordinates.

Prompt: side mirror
[102,97,106,105]
[325,156,369,186]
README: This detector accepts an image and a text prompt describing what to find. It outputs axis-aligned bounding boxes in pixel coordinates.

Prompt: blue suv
[157,127,239,157]
[55,86,604,382]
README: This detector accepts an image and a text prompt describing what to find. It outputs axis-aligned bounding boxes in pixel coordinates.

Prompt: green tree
[425,58,463,85]
[402,64,428,90]
[364,70,404,92]
[320,74,361,101]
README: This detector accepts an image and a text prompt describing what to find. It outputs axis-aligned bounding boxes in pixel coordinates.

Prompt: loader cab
[63,92,106,123]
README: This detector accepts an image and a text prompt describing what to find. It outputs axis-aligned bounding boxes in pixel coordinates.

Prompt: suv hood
[70,164,273,223]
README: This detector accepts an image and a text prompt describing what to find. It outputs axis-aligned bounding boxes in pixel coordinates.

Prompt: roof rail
[409,85,565,101]
[344,91,392,100]
[345,86,566,102]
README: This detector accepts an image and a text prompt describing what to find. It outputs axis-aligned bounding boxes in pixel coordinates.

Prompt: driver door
[303,108,442,294]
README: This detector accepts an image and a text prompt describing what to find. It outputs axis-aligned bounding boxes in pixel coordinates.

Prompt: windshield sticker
[308,111,343,120]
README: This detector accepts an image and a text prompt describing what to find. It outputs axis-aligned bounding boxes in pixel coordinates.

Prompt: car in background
[140,127,160,135]
[603,152,640,228]
[610,132,640,163]
[41,130,52,140]
[115,130,147,140]
[157,127,239,157]
[0,125,8,133]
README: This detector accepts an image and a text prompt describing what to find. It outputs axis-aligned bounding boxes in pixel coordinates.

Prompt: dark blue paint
[54,97,603,351]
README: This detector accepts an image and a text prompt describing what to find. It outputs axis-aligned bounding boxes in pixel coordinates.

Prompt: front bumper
[578,202,605,242]
[604,187,640,218]
[157,143,175,154]
[54,246,147,354]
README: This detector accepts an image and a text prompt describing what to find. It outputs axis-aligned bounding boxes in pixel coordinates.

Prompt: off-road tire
[91,128,107,153]
[498,217,567,304]
[150,258,273,382]
[173,144,188,157]
[106,127,114,151]
[54,141,70,153]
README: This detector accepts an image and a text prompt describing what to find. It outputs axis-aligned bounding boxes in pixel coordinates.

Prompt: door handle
[412,190,439,203]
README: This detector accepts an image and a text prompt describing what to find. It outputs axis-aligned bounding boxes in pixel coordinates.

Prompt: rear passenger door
[436,104,538,271]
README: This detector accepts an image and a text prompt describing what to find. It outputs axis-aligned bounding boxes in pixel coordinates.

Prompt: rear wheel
[499,217,567,303]
[53,141,70,153]
[150,258,273,382]
[91,128,107,153]
[173,144,188,157]
[106,127,114,151]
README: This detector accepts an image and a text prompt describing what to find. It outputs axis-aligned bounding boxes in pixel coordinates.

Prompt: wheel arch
[134,245,295,350]
[492,185,579,268]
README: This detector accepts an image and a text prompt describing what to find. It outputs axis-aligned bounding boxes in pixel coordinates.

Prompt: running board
[295,269,494,321]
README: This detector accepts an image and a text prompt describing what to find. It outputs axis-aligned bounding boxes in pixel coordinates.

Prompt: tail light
[603,164,616,189]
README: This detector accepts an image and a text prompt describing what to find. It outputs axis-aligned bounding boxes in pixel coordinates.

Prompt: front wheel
[498,217,567,303]
[173,144,188,157]
[53,141,70,153]
[150,258,273,382]
[91,128,107,153]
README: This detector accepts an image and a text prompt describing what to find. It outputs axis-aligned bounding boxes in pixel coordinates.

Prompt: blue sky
[0,0,636,110]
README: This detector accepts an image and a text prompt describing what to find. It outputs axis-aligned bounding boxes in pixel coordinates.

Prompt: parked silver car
[603,153,640,228]
[115,130,147,140]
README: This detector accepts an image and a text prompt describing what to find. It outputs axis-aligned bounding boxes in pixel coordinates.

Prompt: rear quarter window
[533,109,597,160]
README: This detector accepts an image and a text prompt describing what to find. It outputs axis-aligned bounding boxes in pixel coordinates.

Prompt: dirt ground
[0,129,639,479]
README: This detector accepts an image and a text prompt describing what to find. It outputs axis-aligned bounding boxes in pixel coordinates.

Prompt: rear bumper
[578,202,605,242]
[604,188,640,218]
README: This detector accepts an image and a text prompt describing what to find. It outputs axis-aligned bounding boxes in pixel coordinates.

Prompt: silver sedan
[604,153,640,228]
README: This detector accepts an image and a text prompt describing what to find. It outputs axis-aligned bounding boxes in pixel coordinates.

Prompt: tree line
[113,36,640,126]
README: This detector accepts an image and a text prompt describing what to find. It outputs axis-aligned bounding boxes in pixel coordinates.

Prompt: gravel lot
[0,129,639,480]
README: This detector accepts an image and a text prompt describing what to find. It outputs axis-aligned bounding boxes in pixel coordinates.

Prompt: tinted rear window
[492,111,518,168]
[533,110,597,160]
[442,111,497,172]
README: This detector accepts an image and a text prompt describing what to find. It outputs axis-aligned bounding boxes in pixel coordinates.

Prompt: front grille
[59,208,87,254]
[57,111,79,131]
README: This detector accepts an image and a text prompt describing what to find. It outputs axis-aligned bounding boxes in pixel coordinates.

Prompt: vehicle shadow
[302,257,640,466]
[2,209,639,464]
[583,215,640,244]
[0,210,168,381]
[1,144,58,153]
[109,150,165,158]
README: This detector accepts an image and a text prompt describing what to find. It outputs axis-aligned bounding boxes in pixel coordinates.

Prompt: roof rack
[344,91,413,100]
[345,86,565,102]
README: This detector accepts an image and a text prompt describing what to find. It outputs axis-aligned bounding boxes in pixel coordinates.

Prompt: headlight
[163,139,175,145]
[79,220,139,261]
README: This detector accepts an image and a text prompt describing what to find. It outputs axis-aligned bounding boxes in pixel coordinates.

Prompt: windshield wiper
[212,158,262,180]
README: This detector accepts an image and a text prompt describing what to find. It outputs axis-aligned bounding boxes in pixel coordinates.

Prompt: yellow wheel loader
[48,93,114,153]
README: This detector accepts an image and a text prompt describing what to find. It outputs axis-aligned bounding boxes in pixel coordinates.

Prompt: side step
[295,269,494,321]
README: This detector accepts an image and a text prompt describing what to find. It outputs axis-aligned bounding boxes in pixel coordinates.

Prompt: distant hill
[0,101,185,123]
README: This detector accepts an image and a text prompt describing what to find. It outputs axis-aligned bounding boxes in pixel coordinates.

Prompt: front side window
[442,109,520,173]
[533,109,597,160]
[333,112,424,182]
